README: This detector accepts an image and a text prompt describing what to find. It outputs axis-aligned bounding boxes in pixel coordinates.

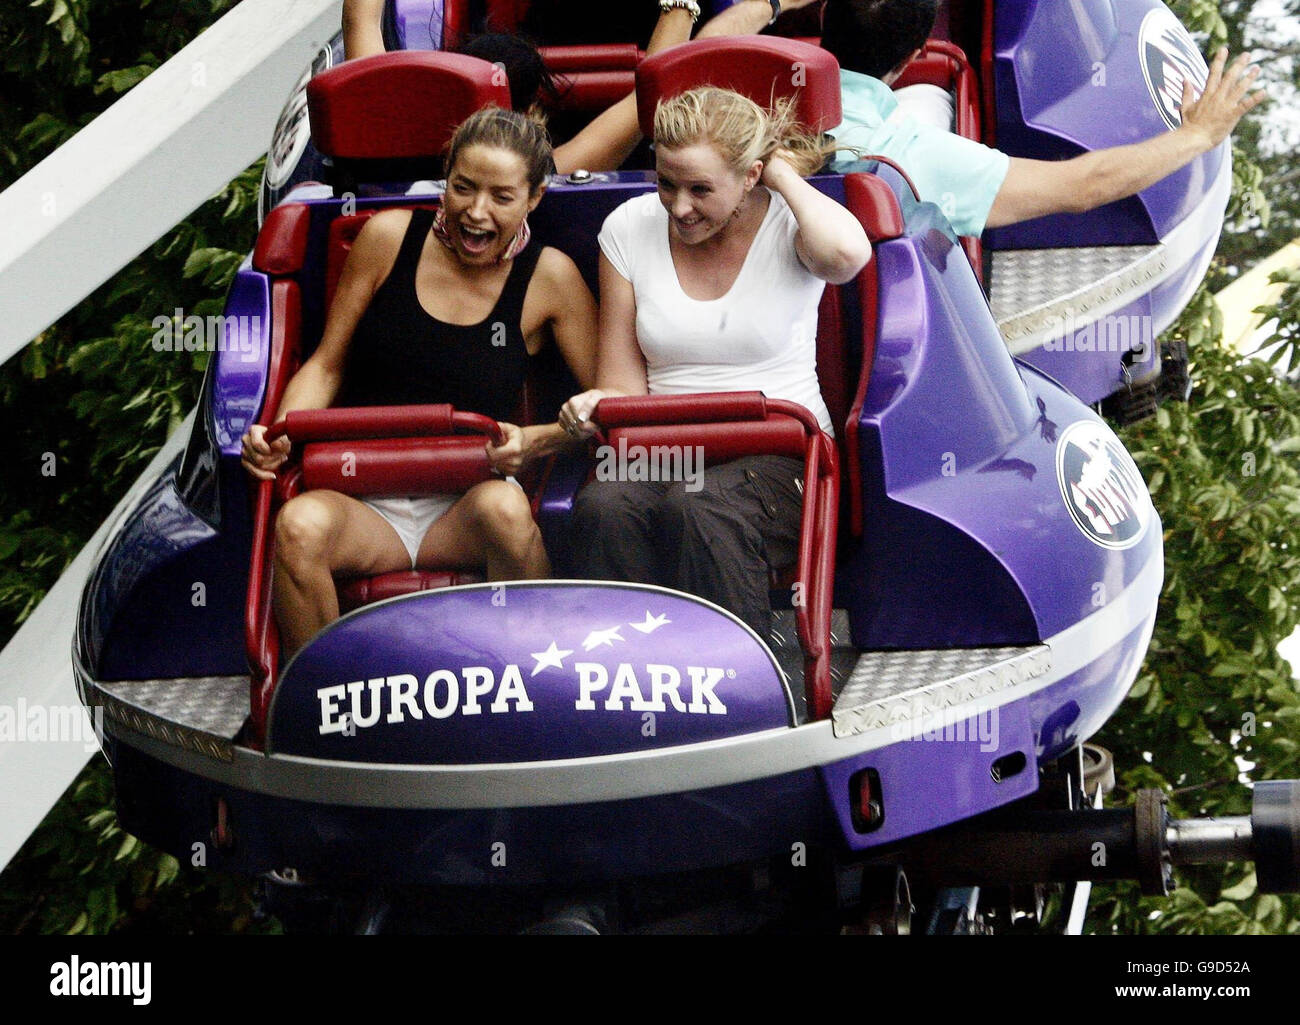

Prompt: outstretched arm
[559,254,649,437]
[342,0,387,59]
[986,48,1265,229]
[695,0,819,38]
[552,6,696,174]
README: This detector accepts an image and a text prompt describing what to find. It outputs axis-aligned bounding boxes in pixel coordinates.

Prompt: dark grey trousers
[570,454,804,636]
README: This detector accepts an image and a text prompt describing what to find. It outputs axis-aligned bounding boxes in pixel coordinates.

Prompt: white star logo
[630,611,670,634]
[582,625,624,651]
[529,641,573,677]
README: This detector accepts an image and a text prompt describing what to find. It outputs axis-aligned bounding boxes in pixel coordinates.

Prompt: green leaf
[93,63,155,96]
[1220,871,1256,900]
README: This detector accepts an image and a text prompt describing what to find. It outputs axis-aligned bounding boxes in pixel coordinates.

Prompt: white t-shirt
[598,190,834,435]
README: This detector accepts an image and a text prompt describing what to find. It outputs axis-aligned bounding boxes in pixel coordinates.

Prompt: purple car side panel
[821,612,1156,852]
[211,266,270,455]
[846,222,1161,648]
[988,0,1225,249]
[267,583,794,762]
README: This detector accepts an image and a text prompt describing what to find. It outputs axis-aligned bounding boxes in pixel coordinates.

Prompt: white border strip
[1,412,192,873]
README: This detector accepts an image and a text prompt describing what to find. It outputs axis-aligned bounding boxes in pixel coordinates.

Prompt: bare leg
[414,479,549,579]
[272,490,412,655]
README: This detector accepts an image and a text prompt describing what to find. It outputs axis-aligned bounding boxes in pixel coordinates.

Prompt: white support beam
[0,414,192,873]
[0,0,343,366]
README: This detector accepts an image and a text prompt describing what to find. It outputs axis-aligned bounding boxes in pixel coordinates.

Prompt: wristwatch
[768,0,781,25]
[659,0,701,23]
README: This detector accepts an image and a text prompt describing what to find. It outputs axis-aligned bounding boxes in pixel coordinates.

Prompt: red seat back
[635,36,842,138]
[891,40,982,145]
[322,207,431,313]
[893,52,958,91]
[337,570,486,612]
[307,51,511,161]
[321,205,559,427]
[539,44,640,114]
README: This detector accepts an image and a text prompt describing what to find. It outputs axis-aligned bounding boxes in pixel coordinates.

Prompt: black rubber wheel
[859,866,912,935]
[1253,779,1300,894]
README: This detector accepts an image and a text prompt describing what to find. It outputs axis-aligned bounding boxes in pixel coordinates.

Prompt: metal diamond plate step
[767,610,857,722]
[92,676,249,762]
[989,246,1167,352]
[832,645,1052,739]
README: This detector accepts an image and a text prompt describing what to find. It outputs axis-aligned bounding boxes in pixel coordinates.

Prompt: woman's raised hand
[240,424,292,481]
[760,148,801,188]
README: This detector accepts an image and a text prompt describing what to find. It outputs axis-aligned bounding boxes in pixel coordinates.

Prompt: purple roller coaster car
[72,4,1297,933]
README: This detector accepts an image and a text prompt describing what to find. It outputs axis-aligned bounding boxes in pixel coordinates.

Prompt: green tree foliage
[1084,0,1300,935]
[0,0,256,640]
[0,0,267,932]
[1208,0,1300,277]
[1088,287,1300,934]
[0,759,277,934]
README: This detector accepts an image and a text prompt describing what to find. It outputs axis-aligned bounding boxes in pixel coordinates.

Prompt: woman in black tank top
[240,108,598,657]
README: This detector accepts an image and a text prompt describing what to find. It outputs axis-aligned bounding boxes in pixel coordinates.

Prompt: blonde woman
[561,86,871,635]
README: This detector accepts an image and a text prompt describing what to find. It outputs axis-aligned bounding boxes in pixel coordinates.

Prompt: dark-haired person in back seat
[342,0,822,173]
[817,0,1266,236]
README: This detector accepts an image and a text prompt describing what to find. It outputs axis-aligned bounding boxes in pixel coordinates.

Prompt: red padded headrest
[253,202,312,275]
[307,51,512,160]
[844,173,904,244]
[635,37,842,139]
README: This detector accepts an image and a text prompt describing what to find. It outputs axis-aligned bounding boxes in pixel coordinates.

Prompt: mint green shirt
[828,69,1010,237]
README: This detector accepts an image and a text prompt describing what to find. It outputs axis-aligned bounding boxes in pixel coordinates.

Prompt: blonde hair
[652,86,835,179]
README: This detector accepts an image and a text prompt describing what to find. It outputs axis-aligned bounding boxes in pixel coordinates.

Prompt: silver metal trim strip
[993,159,1232,356]
[89,552,1163,809]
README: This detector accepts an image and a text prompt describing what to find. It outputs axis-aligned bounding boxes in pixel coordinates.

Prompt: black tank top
[339,208,540,422]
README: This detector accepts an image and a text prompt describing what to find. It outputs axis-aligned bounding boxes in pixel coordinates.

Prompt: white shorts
[361,477,523,569]
[363,494,460,569]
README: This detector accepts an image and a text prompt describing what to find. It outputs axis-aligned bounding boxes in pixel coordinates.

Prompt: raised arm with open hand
[987,47,1266,229]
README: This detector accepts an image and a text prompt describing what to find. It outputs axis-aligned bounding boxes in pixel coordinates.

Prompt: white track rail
[0,0,342,366]
[0,414,191,872]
